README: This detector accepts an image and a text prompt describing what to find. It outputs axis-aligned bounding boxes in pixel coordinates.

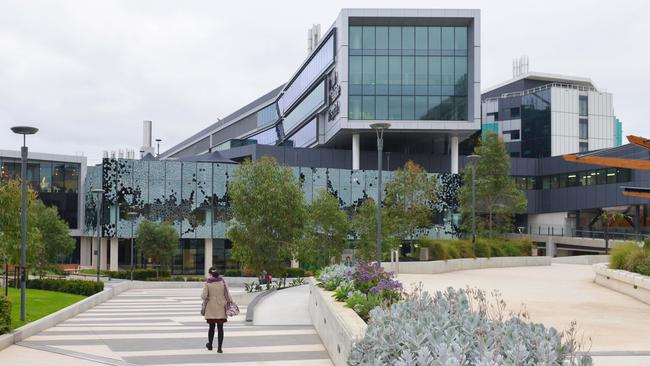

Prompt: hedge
[0,295,10,335]
[416,238,532,261]
[25,279,104,296]
[105,269,170,281]
[610,242,650,276]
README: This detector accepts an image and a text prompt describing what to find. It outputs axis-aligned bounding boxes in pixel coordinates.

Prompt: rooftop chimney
[141,120,155,156]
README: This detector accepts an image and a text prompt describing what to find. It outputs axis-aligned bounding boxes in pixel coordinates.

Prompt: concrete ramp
[253,285,311,325]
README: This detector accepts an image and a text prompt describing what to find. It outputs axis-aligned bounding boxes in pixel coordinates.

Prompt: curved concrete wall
[381,256,551,275]
[593,263,650,305]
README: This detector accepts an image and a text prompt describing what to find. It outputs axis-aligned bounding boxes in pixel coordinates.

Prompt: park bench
[59,264,80,274]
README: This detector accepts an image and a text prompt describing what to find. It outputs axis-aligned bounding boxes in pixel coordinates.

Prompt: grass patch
[6,287,86,329]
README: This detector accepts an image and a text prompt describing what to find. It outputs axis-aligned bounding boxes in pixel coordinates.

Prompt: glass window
[402,27,414,49]
[402,96,415,120]
[349,96,362,119]
[428,57,441,85]
[415,27,428,50]
[27,162,40,192]
[349,56,362,85]
[428,27,441,50]
[579,142,588,153]
[349,27,362,50]
[388,56,401,85]
[53,163,65,192]
[428,96,441,120]
[528,177,537,190]
[287,118,317,147]
[376,56,388,92]
[586,171,596,186]
[454,97,467,120]
[388,27,401,49]
[376,27,388,49]
[282,81,325,132]
[442,57,454,85]
[454,57,467,95]
[415,96,428,120]
[596,170,606,185]
[362,26,375,49]
[579,95,588,116]
[39,162,52,192]
[454,27,467,50]
[440,97,453,120]
[64,163,79,193]
[441,27,454,50]
[362,56,375,92]
[567,174,578,187]
[550,176,559,189]
[606,168,616,184]
[579,119,588,139]
[415,57,427,85]
[402,56,414,86]
[362,96,375,120]
[510,107,521,118]
[376,96,388,119]
[256,104,278,127]
[542,177,550,190]
[388,96,401,120]
[248,127,278,145]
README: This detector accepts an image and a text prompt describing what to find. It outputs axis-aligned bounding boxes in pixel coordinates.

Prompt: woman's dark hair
[208,267,220,277]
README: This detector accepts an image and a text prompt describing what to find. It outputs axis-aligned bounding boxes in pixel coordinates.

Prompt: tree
[459,133,527,238]
[300,189,350,268]
[33,201,75,274]
[384,160,438,254]
[227,157,306,274]
[136,220,179,278]
[0,180,43,274]
[352,198,398,262]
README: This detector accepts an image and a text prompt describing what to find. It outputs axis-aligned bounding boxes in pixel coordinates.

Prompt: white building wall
[588,91,615,150]
[550,87,579,156]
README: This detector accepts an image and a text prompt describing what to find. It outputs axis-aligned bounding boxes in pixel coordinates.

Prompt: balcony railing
[514,224,650,242]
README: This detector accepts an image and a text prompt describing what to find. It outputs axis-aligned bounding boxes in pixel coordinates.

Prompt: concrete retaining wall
[0,279,259,352]
[308,280,366,366]
[552,255,610,265]
[593,263,650,305]
[381,256,551,274]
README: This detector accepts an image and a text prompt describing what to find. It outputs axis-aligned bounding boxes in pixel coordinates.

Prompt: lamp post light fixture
[10,125,38,322]
[370,122,391,267]
[127,212,139,281]
[91,188,103,282]
[155,139,162,157]
[467,154,481,254]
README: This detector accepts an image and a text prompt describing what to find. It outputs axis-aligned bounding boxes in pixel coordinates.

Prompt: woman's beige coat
[201,281,228,320]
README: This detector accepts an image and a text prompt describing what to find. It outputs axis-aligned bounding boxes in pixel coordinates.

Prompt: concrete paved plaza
[0,287,332,366]
[398,263,650,365]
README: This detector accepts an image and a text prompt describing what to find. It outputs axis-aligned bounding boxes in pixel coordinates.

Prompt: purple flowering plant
[354,262,403,302]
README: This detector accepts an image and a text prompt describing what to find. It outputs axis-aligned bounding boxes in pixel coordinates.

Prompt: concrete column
[109,237,119,271]
[546,237,556,257]
[450,135,459,174]
[352,133,360,170]
[80,237,91,266]
[90,237,98,269]
[100,238,108,271]
[204,239,213,277]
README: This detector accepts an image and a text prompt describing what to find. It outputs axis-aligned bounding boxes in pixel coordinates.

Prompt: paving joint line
[16,342,140,366]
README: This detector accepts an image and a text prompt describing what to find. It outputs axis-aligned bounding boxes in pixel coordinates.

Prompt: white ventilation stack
[307,24,321,54]
[141,120,155,157]
[512,56,530,77]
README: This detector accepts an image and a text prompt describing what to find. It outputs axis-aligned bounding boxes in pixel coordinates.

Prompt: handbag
[223,280,240,317]
[200,298,208,316]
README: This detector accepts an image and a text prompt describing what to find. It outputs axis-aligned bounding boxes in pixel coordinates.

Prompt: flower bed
[317,263,403,321]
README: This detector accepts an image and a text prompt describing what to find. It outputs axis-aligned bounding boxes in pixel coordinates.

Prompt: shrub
[645,237,650,250]
[610,242,641,269]
[26,279,104,296]
[240,268,257,277]
[282,268,307,278]
[333,278,356,301]
[349,287,592,365]
[625,249,650,273]
[416,238,531,260]
[345,291,381,321]
[474,239,491,257]
[317,264,355,291]
[0,296,11,335]
[224,269,241,277]
[105,269,170,281]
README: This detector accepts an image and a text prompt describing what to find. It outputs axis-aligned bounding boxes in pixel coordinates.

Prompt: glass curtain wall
[349,25,468,121]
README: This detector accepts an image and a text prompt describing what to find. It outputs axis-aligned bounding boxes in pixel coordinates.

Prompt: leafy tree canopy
[0,179,43,268]
[135,219,179,277]
[227,157,306,274]
[352,197,399,262]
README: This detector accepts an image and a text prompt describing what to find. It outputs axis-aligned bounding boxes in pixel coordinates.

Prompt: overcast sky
[1,0,648,164]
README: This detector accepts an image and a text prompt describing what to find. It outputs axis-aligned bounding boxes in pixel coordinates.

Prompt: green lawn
[6,287,86,329]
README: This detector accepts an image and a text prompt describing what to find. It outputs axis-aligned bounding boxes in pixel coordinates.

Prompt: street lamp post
[370,123,391,267]
[91,188,103,282]
[467,154,481,255]
[127,212,139,281]
[11,126,38,322]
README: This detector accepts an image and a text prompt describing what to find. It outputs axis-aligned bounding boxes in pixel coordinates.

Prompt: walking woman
[201,267,230,352]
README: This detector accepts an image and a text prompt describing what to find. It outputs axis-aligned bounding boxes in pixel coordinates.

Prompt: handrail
[514,224,650,241]
[482,82,599,102]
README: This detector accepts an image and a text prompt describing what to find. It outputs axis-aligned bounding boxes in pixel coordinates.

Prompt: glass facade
[515,167,632,190]
[579,118,588,140]
[579,95,588,117]
[278,35,334,114]
[247,127,278,145]
[1,158,80,228]
[212,239,235,272]
[521,89,551,158]
[287,118,317,147]
[173,239,205,275]
[349,25,468,121]
[256,104,279,127]
[281,81,325,135]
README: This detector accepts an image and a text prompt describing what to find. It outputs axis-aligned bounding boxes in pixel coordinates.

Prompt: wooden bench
[59,264,80,274]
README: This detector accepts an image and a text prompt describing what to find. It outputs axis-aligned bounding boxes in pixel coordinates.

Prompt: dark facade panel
[170,136,210,159]
[210,114,258,148]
